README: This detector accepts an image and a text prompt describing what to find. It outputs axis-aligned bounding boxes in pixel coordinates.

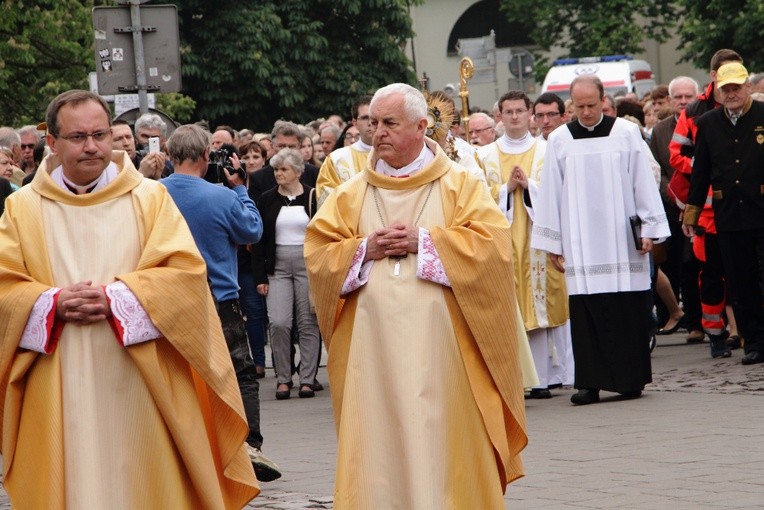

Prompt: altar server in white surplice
[531,75,670,406]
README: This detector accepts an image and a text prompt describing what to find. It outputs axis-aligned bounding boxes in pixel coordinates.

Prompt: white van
[541,55,656,100]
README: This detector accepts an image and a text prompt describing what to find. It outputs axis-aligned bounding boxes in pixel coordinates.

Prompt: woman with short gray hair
[253,148,320,400]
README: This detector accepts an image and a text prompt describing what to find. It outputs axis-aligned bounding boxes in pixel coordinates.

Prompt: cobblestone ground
[1,333,762,509]
[649,337,764,395]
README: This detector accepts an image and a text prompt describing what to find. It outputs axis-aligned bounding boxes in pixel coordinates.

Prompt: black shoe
[657,314,686,335]
[618,390,642,400]
[570,389,599,405]
[276,383,291,400]
[311,378,324,391]
[742,351,764,365]
[710,334,732,359]
[298,385,315,398]
[247,445,282,482]
[726,335,742,349]
[525,388,552,399]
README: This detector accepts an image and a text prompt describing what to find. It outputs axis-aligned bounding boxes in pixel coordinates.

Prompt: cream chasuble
[0,151,258,509]
[43,194,203,508]
[306,140,532,510]
[337,180,504,508]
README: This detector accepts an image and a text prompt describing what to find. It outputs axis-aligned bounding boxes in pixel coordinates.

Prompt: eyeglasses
[57,129,111,145]
[20,143,35,150]
[534,112,561,120]
[468,126,493,136]
[502,109,529,117]
[356,115,370,122]
[345,134,360,142]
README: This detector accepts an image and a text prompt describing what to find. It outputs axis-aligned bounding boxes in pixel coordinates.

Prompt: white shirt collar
[497,131,535,154]
[352,139,372,152]
[375,143,434,177]
[578,114,605,132]
[51,161,119,194]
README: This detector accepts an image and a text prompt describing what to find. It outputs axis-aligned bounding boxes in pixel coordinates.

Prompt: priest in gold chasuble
[0,90,258,509]
[305,83,533,509]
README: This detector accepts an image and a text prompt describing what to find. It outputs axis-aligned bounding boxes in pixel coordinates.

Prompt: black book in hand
[629,215,642,249]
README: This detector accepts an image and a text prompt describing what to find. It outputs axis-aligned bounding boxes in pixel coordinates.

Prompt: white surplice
[530,117,670,296]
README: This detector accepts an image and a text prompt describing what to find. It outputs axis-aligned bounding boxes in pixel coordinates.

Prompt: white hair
[370,83,427,122]
[668,76,700,97]
[468,111,495,128]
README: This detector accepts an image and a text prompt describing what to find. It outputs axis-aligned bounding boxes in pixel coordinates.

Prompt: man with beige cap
[683,61,764,365]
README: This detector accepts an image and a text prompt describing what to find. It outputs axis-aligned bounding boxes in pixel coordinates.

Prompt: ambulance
[540,55,656,100]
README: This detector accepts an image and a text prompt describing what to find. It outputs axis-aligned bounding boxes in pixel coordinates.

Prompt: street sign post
[92,3,181,113]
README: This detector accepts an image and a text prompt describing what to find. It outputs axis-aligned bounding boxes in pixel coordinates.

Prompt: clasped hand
[507,166,528,193]
[56,281,112,323]
[364,224,418,263]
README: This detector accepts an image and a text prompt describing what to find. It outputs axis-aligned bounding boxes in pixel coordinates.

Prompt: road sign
[92,4,181,96]
[114,94,156,116]
[508,48,534,79]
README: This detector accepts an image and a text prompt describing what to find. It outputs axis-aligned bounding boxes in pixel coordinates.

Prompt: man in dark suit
[683,62,764,365]
[248,121,318,201]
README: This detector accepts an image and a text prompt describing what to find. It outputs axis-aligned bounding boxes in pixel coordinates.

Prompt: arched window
[447,0,533,56]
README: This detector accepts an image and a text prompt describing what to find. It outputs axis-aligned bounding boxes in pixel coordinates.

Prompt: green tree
[0,1,418,130]
[675,0,764,71]
[0,0,110,127]
[499,0,676,81]
[168,0,419,130]
[155,92,196,124]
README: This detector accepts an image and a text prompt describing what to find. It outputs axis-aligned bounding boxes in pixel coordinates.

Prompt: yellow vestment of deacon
[480,141,569,331]
[315,145,369,206]
[305,140,530,508]
[0,152,258,509]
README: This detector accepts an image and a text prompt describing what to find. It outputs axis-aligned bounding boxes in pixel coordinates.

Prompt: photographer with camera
[161,124,281,482]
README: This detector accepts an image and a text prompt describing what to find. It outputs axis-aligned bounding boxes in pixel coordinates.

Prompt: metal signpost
[92,1,181,114]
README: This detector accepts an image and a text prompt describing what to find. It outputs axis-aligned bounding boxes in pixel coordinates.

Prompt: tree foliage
[169,0,420,130]
[0,0,111,127]
[675,0,764,71]
[499,0,677,81]
[155,92,196,124]
[0,0,418,130]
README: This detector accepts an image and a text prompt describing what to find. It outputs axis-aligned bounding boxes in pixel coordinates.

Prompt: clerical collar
[51,162,119,195]
[497,131,534,154]
[578,114,605,132]
[352,139,372,152]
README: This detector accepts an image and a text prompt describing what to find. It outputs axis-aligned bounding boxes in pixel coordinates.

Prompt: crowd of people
[0,46,763,508]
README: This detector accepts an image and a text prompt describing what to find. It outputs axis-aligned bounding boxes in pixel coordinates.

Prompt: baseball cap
[716,62,749,88]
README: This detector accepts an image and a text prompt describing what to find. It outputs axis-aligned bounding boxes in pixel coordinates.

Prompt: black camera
[205,144,246,184]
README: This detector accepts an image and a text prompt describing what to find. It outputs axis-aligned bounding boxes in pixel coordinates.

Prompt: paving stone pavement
[1,331,762,509]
